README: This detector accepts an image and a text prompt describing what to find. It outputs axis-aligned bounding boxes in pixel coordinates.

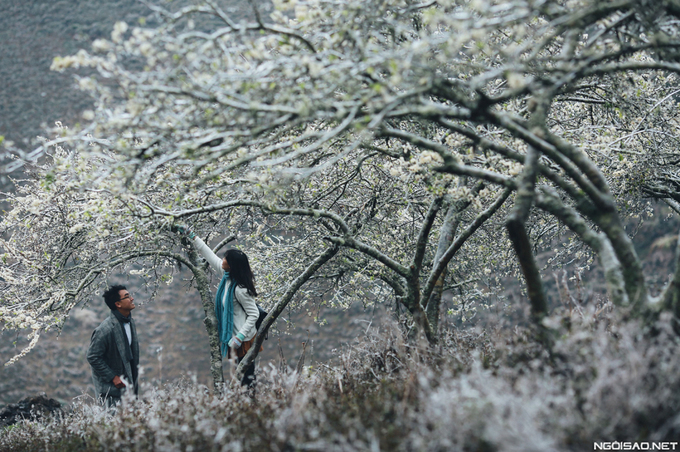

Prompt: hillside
[0,0,270,145]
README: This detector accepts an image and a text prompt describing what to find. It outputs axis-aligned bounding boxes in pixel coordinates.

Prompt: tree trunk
[425,200,459,334]
[506,219,548,320]
[506,145,548,322]
[405,195,445,344]
[402,287,435,344]
[661,232,680,322]
[185,240,224,392]
[594,209,648,310]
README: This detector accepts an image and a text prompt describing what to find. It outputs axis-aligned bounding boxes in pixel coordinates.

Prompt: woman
[179,226,260,386]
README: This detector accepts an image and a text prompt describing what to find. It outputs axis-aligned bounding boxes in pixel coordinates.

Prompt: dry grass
[2,309,680,452]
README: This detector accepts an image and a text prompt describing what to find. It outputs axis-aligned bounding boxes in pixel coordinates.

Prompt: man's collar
[112,309,132,323]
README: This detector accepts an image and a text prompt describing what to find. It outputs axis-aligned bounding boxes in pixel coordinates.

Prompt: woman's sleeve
[235,287,259,339]
[191,236,224,275]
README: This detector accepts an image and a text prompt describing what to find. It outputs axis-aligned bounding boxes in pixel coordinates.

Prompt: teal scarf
[214,272,236,357]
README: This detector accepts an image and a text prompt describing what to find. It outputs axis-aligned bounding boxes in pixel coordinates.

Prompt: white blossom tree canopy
[4,0,680,371]
[0,131,511,386]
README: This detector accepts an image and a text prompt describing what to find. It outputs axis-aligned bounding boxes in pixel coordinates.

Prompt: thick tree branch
[235,245,340,383]
[506,144,548,321]
[422,188,512,306]
[535,186,628,307]
[326,236,411,277]
[411,195,446,276]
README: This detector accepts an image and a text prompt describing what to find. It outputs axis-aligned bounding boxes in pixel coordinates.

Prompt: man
[86,285,140,407]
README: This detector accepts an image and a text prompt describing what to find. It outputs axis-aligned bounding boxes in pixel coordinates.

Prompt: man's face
[115,289,135,313]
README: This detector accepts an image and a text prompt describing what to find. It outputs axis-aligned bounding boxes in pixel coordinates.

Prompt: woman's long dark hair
[225,249,257,296]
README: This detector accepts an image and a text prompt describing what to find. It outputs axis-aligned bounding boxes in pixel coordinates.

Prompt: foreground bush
[2,311,680,451]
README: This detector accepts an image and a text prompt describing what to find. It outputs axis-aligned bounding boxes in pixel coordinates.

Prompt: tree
[0,143,234,388]
[6,0,680,381]
[0,128,512,387]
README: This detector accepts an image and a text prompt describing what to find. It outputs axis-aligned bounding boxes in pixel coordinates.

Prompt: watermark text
[594,443,678,451]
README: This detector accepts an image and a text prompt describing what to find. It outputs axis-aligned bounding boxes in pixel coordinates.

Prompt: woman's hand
[176,225,196,239]
[228,333,245,349]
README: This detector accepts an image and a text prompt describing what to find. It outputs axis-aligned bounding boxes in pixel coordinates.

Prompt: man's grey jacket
[86,311,139,399]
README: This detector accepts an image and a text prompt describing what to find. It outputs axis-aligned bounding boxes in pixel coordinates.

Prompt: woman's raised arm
[191,236,224,275]
[176,226,224,275]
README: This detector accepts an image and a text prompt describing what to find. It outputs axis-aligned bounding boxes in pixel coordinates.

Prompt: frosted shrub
[2,315,680,451]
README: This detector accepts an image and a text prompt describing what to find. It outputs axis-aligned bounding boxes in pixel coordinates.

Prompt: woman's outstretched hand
[176,225,196,239]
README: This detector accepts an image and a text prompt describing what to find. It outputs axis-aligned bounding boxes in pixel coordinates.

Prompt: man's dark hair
[103,285,127,311]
